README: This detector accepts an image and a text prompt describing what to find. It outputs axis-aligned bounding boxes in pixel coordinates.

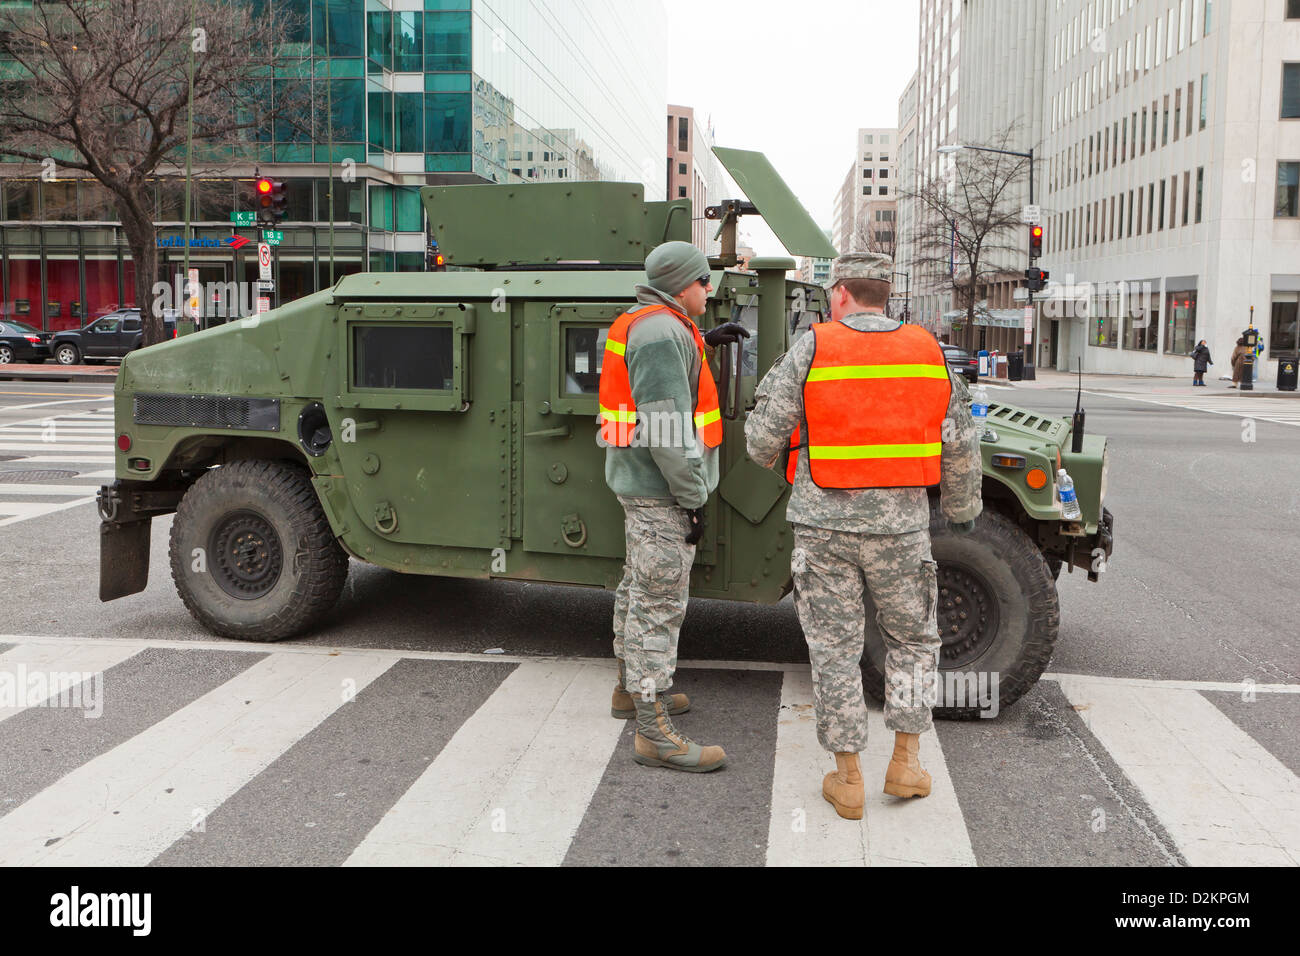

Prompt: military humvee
[97,148,1113,717]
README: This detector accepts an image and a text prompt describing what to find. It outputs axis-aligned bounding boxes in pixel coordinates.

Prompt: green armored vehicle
[97,149,1113,717]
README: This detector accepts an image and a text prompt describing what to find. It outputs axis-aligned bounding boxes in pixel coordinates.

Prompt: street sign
[261,230,283,245]
[231,211,256,226]
[258,279,275,292]
[258,243,271,281]
[1022,204,1042,224]
[1024,306,1034,345]
[256,296,270,314]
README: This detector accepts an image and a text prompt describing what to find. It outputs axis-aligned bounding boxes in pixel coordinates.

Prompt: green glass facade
[1,0,669,328]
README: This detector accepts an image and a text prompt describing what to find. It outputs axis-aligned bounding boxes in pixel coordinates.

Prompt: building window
[1278,162,1300,217]
[863,186,872,195]
[879,169,889,179]
[1204,0,1212,36]
[1289,0,1300,18]
[1183,171,1191,225]
[1147,183,1155,232]
[880,153,889,162]
[1186,82,1194,136]
[1123,292,1159,352]
[864,134,874,144]
[1195,167,1204,222]
[1164,292,1196,355]
[1158,180,1166,230]
[879,186,888,195]
[1270,294,1299,355]
[1200,73,1208,129]
[1090,296,1118,348]
[1141,108,1147,154]
[678,162,687,175]
[1174,89,1181,141]
[1162,94,1170,146]
[678,186,687,198]
[678,116,688,153]
[424,11,471,71]
[864,152,874,161]
[1283,64,1300,119]
[1128,189,1135,237]
[1152,99,1159,150]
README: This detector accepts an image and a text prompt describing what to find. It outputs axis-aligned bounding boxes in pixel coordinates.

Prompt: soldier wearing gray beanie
[645,241,711,296]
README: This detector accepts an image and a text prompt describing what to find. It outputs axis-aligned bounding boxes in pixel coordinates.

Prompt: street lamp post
[937,142,1037,379]
[892,270,910,324]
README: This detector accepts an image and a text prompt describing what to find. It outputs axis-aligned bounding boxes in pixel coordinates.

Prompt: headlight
[1099,444,1110,505]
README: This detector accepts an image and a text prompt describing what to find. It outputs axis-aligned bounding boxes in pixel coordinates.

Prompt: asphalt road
[0,378,1296,867]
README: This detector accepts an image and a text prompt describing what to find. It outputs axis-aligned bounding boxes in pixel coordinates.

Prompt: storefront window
[45,258,80,332]
[1089,294,1118,348]
[2,256,39,323]
[1122,289,1158,352]
[84,258,123,322]
[1164,292,1197,355]
[1271,294,1299,355]
[424,11,470,71]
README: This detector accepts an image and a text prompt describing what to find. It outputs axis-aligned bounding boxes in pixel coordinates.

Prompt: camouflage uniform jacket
[745,311,982,533]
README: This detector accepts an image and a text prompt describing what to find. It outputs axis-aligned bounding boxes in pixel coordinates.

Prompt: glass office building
[0,0,667,330]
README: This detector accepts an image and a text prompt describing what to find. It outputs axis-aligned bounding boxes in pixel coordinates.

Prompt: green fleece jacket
[603,285,720,508]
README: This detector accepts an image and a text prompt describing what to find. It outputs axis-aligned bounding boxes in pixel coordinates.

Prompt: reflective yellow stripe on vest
[598,405,636,423]
[805,363,949,383]
[807,442,943,460]
[694,408,721,429]
[605,339,626,358]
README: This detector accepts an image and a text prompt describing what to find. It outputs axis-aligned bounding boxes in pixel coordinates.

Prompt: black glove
[703,322,751,348]
[684,507,704,545]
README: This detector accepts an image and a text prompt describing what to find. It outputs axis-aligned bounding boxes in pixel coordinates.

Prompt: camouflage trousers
[791,524,941,752]
[612,497,695,696]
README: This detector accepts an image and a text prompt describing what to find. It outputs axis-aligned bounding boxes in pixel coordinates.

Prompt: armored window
[352,325,453,390]
[563,327,606,395]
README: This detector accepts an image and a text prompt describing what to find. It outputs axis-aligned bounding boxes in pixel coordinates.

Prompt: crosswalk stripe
[0,652,395,867]
[764,671,977,866]
[0,643,142,724]
[1056,676,1300,866]
[6,456,114,464]
[0,484,104,496]
[0,442,112,452]
[0,497,96,526]
[345,661,624,867]
[1083,390,1300,426]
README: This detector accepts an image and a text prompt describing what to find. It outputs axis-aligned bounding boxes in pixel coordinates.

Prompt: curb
[0,367,119,384]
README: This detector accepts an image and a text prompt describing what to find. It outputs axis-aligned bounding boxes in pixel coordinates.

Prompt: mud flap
[100,518,151,601]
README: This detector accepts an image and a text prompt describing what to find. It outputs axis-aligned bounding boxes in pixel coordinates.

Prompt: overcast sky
[662,0,920,257]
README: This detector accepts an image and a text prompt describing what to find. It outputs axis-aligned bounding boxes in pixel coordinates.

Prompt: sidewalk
[0,363,118,384]
[989,367,1300,398]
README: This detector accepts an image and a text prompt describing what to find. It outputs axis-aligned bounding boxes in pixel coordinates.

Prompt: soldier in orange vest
[599,240,749,773]
[745,252,983,818]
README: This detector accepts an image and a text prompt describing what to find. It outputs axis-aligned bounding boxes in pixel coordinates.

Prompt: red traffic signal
[253,179,286,223]
[1029,225,1044,259]
[256,178,273,195]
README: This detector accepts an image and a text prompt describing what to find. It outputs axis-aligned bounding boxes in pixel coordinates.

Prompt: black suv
[49,309,175,365]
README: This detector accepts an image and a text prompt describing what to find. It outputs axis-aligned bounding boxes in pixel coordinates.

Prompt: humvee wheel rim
[935,563,1000,668]
[210,510,284,600]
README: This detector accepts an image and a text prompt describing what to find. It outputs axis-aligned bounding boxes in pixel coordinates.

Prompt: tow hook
[97,484,120,523]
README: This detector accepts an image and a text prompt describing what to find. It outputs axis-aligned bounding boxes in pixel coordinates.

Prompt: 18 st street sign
[261,230,284,245]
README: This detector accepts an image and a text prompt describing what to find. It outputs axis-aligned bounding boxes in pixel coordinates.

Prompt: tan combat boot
[632,698,726,773]
[610,659,689,719]
[822,752,864,820]
[883,732,932,798]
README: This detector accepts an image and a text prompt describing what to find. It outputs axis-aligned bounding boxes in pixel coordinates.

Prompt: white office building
[832,127,899,254]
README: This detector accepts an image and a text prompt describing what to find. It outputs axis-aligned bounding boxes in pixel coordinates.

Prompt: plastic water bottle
[971,385,989,435]
[1057,468,1083,521]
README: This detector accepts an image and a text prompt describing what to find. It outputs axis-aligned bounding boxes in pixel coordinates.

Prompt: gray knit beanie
[645,241,710,296]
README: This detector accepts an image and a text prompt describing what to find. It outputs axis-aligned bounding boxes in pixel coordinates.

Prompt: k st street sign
[231,211,256,226]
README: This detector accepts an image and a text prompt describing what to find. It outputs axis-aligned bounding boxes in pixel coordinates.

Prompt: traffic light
[1029,224,1044,260]
[1024,267,1050,293]
[427,239,446,271]
[254,178,287,224]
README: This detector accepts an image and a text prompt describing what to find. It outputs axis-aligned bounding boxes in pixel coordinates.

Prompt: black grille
[133,394,280,431]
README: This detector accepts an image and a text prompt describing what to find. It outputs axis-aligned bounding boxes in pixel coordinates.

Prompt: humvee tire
[861,506,1060,720]
[168,460,349,641]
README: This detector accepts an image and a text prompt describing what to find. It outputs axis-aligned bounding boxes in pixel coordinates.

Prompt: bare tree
[900,125,1030,337]
[0,0,312,344]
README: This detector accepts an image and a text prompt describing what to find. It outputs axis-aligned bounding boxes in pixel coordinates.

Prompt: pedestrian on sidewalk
[745,253,983,819]
[1190,340,1212,386]
[1229,337,1249,388]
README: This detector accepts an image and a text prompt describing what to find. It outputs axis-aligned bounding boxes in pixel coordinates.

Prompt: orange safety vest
[800,320,951,489]
[598,304,723,448]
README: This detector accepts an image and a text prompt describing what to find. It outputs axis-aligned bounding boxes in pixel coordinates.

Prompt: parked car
[0,320,52,364]
[48,309,175,366]
[941,344,980,383]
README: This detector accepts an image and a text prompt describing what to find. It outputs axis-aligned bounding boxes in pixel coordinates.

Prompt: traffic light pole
[1025,147,1036,381]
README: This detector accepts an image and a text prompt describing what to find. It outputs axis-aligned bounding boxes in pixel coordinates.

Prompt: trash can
[1279,357,1299,392]
[995,355,1008,379]
[1008,351,1025,381]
